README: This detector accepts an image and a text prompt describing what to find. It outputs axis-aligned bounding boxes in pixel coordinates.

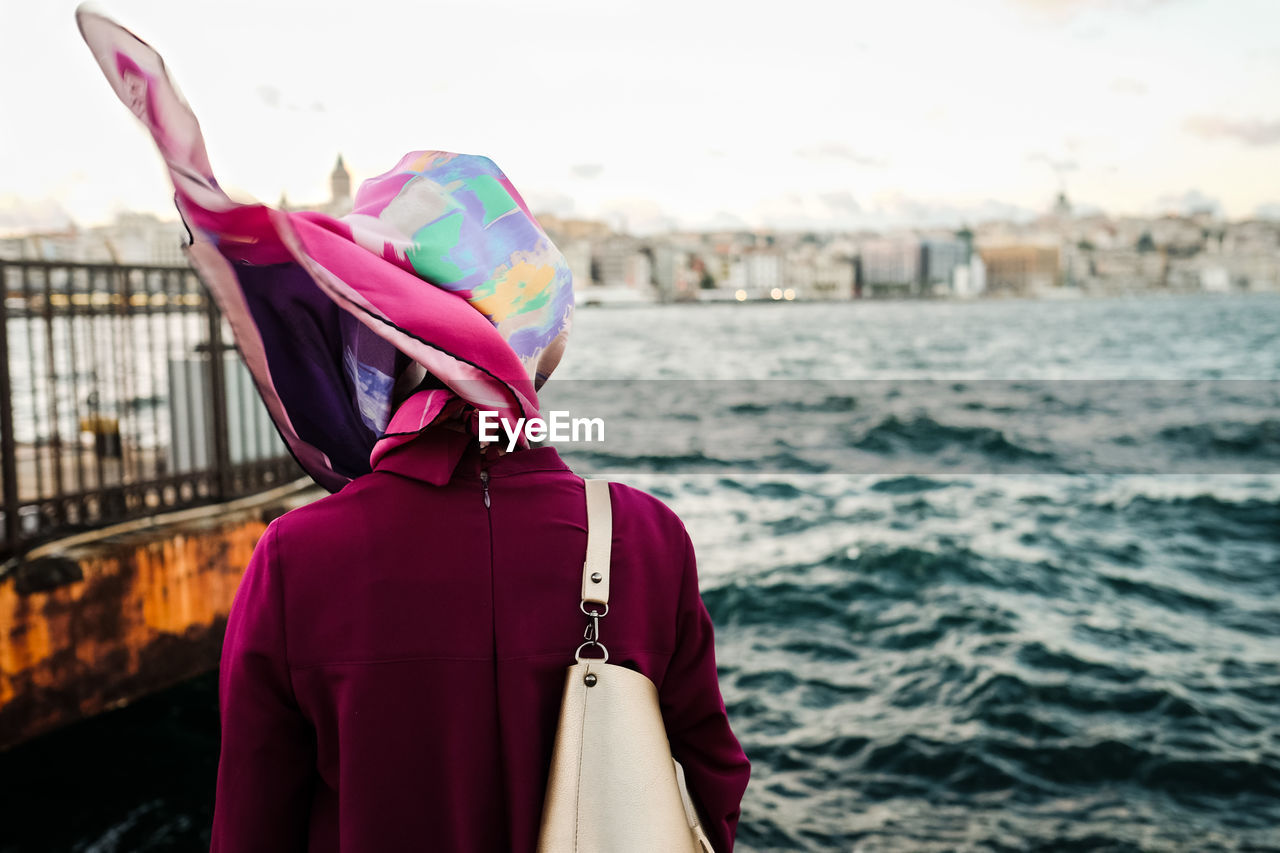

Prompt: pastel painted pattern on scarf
[344,150,575,384]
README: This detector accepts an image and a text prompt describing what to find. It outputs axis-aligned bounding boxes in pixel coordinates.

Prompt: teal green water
[2,293,1278,852]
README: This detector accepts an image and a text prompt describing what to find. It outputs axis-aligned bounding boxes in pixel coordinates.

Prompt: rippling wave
[695,483,1280,851]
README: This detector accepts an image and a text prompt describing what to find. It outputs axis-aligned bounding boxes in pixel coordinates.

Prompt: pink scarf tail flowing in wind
[77,8,575,492]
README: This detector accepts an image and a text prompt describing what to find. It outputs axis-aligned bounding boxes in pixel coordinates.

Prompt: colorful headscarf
[77,9,574,492]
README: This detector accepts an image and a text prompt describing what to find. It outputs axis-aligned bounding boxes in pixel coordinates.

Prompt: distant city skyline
[2,0,1279,235]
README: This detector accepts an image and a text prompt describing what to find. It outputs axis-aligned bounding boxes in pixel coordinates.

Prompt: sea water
[2,292,1277,852]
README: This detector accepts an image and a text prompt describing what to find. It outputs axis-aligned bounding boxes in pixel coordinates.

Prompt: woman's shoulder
[600,479,695,558]
[603,479,680,518]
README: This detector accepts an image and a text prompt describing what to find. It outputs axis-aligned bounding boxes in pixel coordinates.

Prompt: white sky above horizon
[2,0,1279,235]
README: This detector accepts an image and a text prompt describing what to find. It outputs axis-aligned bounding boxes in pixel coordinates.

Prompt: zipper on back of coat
[478,452,511,847]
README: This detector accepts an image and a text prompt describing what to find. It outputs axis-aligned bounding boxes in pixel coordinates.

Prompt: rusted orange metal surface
[0,493,319,750]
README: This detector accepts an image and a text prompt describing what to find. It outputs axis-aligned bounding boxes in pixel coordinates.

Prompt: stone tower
[330,154,351,204]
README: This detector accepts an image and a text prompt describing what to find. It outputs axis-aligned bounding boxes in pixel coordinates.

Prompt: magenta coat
[210,430,751,852]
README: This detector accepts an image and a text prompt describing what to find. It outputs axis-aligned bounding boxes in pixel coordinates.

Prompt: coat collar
[371,426,572,486]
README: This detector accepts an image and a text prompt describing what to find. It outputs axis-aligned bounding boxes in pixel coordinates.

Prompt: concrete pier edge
[0,478,325,750]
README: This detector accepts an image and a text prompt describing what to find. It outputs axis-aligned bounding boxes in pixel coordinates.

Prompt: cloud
[1026,152,1080,171]
[1109,77,1148,95]
[817,191,862,216]
[794,142,887,168]
[0,195,75,235]
[695,210,749,231]
[1012,0,1182,31]
[1026,152,1080,185]
[1253,202,1280,221]
[1070,200,1106,217]
[750,194,815,230]
[523,190,577,218]
[1010,0,1181,17]
[569,163,604,180]
[256,83,325,113]
[746,191,1035,231]
[1184,115,1280,146]
[597,198,678,235]
[1015,0,1090,11]
[868,193,1038,229]
[1151,188,1222,217]
[1071,25,1106,39]
[256,85,282,109]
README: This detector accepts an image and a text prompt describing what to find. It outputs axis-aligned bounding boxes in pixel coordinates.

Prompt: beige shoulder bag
[536,478,715,853]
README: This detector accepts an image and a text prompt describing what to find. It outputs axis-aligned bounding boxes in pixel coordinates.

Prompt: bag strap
[581,478,612,608]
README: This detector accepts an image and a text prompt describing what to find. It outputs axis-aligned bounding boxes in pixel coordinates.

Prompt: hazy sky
[2,0,1279,233]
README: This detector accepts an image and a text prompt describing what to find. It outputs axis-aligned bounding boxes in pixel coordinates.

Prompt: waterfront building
[952,252,987,298]
[534,214,613,245]
[561,239,593,291]
[858,236,921,297]
[566,234,657,305]
[797,250,855,300]
[977,244,1061,295]
[920,237,966,296]
[653,243,697,301]
[730,248,782,300]
[856,234,966,297]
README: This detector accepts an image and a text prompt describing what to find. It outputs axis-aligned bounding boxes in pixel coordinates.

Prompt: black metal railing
[0,260,303,560]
